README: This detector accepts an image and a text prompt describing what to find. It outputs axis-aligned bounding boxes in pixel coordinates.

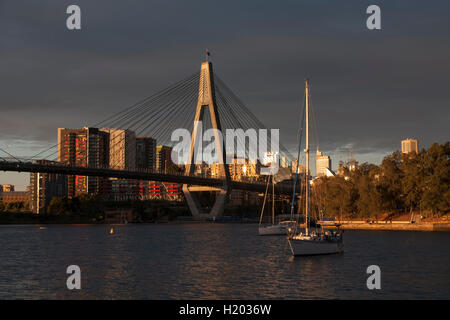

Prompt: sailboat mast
[305,79,310,236]
[272,174,275,225]
[259,175,270,226]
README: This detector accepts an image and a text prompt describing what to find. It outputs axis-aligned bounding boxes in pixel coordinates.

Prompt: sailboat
[258,173,296,235]
[287,79,343,256]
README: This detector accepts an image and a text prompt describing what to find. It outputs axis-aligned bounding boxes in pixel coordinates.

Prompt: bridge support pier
[183,61,230,220]
[182,185,229,219]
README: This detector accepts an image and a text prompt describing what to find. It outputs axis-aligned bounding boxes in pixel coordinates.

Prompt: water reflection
[0,224,448,299]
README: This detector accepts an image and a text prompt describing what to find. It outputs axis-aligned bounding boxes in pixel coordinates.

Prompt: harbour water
[0,223,448,299]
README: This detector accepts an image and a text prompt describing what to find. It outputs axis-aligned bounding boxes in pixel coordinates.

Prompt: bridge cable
[29,72,199,161]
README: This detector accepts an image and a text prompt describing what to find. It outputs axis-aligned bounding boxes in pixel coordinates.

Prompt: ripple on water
[0,224,448,299]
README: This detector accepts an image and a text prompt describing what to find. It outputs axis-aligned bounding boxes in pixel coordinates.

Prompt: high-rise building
[316,150,331,177]
[101,128,136,170]
[0,191,29,204]
[99,128,138,200]
[147,181,181,200]
[228,158,260,181]
[30,160,68,214]
[1,184,15,192]
[156,145,174,173]
[58,127,110,197]
[162,182,181,200]
[229,190,259,207]
[210,162,225,178]
[281,156,288,168]
[136,137,156,171]
[347,158,358,171]
[291,158,306,175]
[194,162,210,177]
[108,179,143,201]
[337,161,345,176]
[401,138,419,154]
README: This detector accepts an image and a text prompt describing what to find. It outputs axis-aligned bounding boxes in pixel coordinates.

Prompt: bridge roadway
[0,161,298,195]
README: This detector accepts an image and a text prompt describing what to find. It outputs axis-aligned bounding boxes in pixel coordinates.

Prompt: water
[0,223,448,299]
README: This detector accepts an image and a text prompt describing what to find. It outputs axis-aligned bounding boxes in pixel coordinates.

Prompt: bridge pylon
[182,61,230,219]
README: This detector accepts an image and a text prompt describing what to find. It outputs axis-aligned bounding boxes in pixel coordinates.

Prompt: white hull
[258,225,286,235]
[289,238,343,256]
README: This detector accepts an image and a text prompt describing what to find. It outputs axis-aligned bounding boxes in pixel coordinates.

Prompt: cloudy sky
[1,0,449,189]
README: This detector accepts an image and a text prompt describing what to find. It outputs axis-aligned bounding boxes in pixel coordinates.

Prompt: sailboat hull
[289,238,343,256]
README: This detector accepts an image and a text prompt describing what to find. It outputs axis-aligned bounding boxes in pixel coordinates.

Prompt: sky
[0,0,449,190]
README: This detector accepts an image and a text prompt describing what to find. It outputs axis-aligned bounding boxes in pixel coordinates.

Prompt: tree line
[311,142,449,219]
[0,201,29,212]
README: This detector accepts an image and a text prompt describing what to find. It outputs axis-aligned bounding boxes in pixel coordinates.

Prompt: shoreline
[0,219,450,231]
[323,222,450,232]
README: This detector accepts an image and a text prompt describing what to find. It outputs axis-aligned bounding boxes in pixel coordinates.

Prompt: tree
[421,142,450,215]
[402,150,425,212]
[312,176,356,219]
[46,197,69,215]
[378,153,404,212]
[350,163,382,218]
[308,142,449,219]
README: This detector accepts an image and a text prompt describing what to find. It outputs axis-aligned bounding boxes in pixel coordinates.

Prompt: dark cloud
[1,0,449,189]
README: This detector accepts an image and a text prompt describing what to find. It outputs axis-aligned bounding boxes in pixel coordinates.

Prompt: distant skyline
[1,0,450,189]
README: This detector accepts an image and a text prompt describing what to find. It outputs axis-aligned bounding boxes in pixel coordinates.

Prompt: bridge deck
[0,161,297,195]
